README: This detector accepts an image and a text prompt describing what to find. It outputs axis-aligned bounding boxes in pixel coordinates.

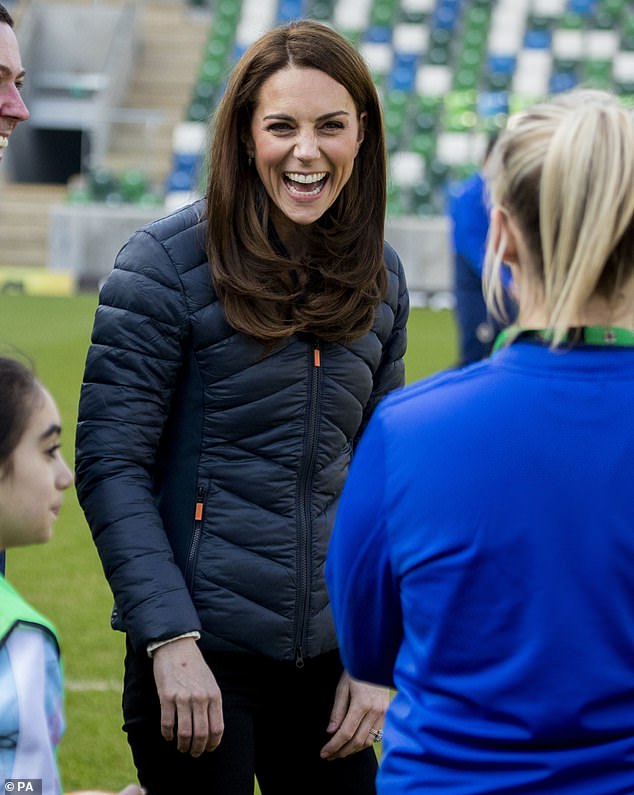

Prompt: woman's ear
[241,132,255,160]
[356,112,367,152]
[490,206,519,266]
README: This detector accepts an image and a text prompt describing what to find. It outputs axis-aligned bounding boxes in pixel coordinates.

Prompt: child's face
[0,387,73,551]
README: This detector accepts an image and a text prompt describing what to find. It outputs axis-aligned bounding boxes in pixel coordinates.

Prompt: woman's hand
[319,670,390,760]
[152,637,224,756]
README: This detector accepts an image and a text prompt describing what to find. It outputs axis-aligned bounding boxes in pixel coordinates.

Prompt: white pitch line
[65,678,122,692]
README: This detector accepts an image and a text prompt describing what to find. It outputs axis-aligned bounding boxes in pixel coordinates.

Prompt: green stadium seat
[411,131,436,160]
[118,169,150,203]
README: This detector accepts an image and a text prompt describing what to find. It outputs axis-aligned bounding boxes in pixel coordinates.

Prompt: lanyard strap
[493,324,634,353]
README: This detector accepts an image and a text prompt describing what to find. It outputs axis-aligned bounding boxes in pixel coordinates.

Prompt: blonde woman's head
[484,90,634,342]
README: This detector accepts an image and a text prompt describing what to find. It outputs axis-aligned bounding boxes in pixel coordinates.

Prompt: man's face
[0,21,28,162]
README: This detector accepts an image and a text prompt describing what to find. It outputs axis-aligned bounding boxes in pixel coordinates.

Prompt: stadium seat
[391,52,419,90]
[416,63,452,95]
[391,150,425,187]
[306,0,334,20]
[401,0,436,16]
[333,0,372,34]
[87,167,119,203]
[393,22,428,54]
[118,169,149,203]
[277,0,304,23]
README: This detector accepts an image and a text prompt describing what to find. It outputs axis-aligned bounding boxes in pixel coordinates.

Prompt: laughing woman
[75,20,409,795]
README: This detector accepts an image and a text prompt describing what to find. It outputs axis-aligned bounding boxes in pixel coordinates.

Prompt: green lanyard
[493,324,634,353]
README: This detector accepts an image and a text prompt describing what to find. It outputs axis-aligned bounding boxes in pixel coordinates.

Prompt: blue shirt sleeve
[326,407,402,687]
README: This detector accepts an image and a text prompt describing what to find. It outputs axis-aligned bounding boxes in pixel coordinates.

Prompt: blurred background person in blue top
[448,132,513,366]
[327,89,634,795]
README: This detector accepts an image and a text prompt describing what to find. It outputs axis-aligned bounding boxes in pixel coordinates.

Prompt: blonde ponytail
[485,90,634,344]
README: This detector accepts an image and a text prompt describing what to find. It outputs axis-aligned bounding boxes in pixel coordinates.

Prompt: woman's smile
[283,171,329,197]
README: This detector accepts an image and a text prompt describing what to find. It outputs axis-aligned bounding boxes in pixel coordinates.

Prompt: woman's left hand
[319,670,390,760]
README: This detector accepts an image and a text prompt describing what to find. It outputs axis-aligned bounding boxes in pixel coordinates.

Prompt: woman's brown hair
[206,20,387,344]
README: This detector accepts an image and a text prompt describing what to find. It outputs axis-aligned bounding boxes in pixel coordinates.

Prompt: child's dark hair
[0,356,41,472]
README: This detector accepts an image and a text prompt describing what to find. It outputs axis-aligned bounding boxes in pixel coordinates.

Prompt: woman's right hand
[152,637,224,756]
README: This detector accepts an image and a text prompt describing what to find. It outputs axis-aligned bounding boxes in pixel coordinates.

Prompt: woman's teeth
[0,136,8,149]
[285,172,327,196]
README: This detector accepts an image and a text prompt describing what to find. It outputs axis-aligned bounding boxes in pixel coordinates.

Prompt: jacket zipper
[185,485,206,589]
[294,340,322,668]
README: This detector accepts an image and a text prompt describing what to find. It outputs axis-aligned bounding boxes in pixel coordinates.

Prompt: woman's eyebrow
[262,110,350,121]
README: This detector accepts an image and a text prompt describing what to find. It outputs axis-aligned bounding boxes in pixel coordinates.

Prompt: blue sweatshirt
[327,341,634,794]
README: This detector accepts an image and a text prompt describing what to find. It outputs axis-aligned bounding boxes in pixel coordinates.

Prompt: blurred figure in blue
[448,133,511,366]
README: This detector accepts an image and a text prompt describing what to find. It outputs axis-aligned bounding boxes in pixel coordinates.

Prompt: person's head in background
[485,89,634,345]
[0,357,73,554]
[206,19,387,345]
[0,2,29,163]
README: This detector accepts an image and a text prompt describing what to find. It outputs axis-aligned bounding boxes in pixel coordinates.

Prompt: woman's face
[248,66,365,249]
[0,387,73,551]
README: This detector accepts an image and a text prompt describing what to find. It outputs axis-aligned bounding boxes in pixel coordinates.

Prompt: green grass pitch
[0,292,457,791]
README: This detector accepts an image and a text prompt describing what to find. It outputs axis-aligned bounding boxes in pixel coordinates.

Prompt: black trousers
[123,644,378,795]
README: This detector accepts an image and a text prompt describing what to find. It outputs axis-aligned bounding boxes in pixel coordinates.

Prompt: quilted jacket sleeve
[75,227,202,653]
[357,242,409,440]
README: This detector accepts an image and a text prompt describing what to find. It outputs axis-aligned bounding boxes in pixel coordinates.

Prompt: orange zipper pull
[195,502,203,521]
[314,346,321,367]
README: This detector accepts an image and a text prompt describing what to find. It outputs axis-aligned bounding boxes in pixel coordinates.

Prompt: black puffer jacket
[75,199,409,662]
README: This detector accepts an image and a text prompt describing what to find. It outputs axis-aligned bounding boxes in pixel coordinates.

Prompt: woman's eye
[322,121,344,131]
[268,122,293,133]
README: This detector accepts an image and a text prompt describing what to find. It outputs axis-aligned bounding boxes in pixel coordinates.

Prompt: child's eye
[45,444,61,460]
